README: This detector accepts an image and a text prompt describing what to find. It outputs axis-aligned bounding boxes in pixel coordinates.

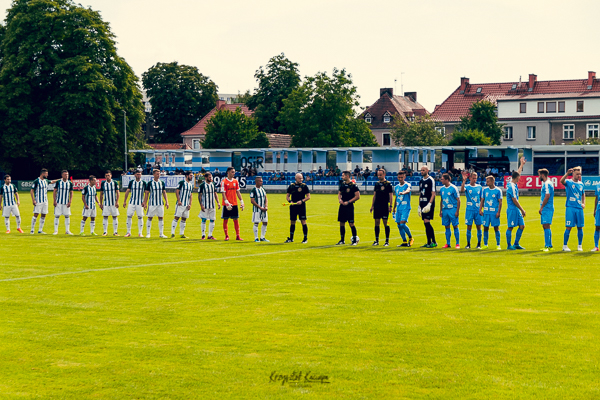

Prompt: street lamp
[123,110,127,172]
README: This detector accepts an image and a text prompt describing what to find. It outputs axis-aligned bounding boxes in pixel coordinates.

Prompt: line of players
[1,160,599,251]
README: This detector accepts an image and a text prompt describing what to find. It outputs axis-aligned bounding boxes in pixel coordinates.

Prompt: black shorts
[420,202,435,220]
[373,205,389,220]
[289,204,307,221]
[338,204,355,223]
[221,205,239,220]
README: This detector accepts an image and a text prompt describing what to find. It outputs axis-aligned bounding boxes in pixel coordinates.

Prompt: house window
[577,101,584,112]
[435,127,446,136]
[365,117,372,123]
[383,116,390,123]
[587,124,599,139]
[503,126,513,140]
[527,126,536,140]
[558,101,565,112]
[537,102,544,113]
[520,103,526,113]
[382,133,391,146]
[192,139,200,149]
[563,125,574,140]
[546,102,556,113]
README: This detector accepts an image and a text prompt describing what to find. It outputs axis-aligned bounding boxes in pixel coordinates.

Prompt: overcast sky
[1,0,598,112]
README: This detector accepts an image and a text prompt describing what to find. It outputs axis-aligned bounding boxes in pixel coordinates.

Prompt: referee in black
[337,171,360,245]
[285,173,310,243]
[370,168,393,246]
[419,165,437,247]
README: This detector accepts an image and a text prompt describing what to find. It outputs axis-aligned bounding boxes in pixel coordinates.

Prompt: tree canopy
[456,100,504,145]
[390,115,446,146]
[142,62,218,143]
[0,0,145,177]
[448,129,492,145]
[279,68,377,147]
[202,108,269,149]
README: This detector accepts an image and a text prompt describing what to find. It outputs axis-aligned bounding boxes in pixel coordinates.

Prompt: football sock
[340,226,346,241]
[563,229,570,246]
[506,230,512,246]
[31,216,37,232]
[385,225,390,241]
[201,219,207,236]
[429,223,436,243]
[54,217,59,232]
[137,217,143,235]
[64,217,70,232]
[350,226,357,239]
[223,219,228,236]
[302,224,308,239]
[126,217,132,234]
[374,225,380,241]
[477,229,482,245]
[158,219,164,235]
[577,228,584,245]
[180,220,186,235]
[495,230,501,246]
[253,223,259,239]
[103,218,109,233]
[171,219,178,235]
[261,224,267,238]
[80,219,85,233]
[466,229,472,245]
[544,228,551,247]
[595,230,600,248]
[39,217,45,232]
[424,223,430,244]
[290,224,296,240]
[398,223,406,241]
[404,224,412,239]
[483,230,489,245]
[208,220,215,236]
[445,227,451,245]
[233,219,240,236]
[453,227,460,245]
[4,217,9,231]
[15,216,20,229]
[515,228,523,245]
[90,220,95,233]
[113,218,118,234]
[147,219,152,235]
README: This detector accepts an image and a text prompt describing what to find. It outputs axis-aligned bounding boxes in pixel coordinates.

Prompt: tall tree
[142,62,217,143]
[456,100,504,145]
[246,53,300,134]
[390,115,447,146]
[279,68,377,147]
[448,129,492,145]
[202,108,269,149]
[0,0,145,177]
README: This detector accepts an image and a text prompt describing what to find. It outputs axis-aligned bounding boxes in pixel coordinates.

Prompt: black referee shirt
[287,183,310,203]
[339,181,360,202]
[373,180,393,206]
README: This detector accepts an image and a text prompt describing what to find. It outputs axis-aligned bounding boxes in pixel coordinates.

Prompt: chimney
[528,74,537,90]
[588,71,596,87]
[404,92,417,102]
[460,77,469,92]
[216,99,226,110]
[380,88,393,97]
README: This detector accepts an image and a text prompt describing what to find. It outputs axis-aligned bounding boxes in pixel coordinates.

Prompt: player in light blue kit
[439,173,460,249]
[460,171,483,249]
[538,168,554,251]
[393,171,413,247]
[594,181,600,252]
[506,157,527,250]
[560,167,585,251]
[480,175,503,249]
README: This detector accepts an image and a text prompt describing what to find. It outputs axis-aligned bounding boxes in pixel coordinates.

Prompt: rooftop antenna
[394,78,397,93]
[401,72,405,95]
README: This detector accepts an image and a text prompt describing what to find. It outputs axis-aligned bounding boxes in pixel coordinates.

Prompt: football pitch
[1,192,599,399]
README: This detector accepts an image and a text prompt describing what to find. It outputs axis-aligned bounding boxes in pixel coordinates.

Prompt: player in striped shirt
[538,169,554,251]
[560,167,585,251]
[198,171,220,240]
[53,170,74,235]
[393,171,413,247]
[99,170,120,236]
[249,176,268,242]
[506,157,527,250]
[0,175,23,233]
[144,169,169,238]
[123,169,146,237]
[30,168,59,234]
[80,176,99,235]
[221,167,244,241]
[439,173,461,249]
[171,171,194,238]
[460,171,483,249]
[593,181,600,252]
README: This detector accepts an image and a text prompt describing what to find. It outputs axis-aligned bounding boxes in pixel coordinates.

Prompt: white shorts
[33,203,49,215]
[82,208,97,218]
[199,208,216,221]
[102,205,120,217]
[147,205,164,218]
[54,204,71,217]
[2,205,20,218]
[127,204,144,217]
[252,210,268,223]
[174,205,190,219]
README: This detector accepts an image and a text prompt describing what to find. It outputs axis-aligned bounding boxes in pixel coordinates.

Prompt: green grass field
[1,192,599,399]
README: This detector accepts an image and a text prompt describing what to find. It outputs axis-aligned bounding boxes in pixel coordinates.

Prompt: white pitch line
[0,245,335,283]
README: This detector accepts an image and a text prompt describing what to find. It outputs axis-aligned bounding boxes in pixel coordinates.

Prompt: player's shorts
[483,214,500,228]
[252,210,268,223]
[102,205,120,217]
[565,207,584,228]
[222,205,239,219]
[465,209,482,226]
[127,204,144,217]
[199,208,216,221]
[289,204,307,221]
[373,205,389,220]
[420,202,435,220]
[395,209,410,223]
[506,208,525,228]
[54,204,71,217]
[174,205,190,219]
[2,205,20,218]
[33,202,49,215]
[147,205,164,218]
[338,204,355,223]
[82,207,97,218]
[595,208,600,227]
[441,209,459,227]
[540,208,554,225]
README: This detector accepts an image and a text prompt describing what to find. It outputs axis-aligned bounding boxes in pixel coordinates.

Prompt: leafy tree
[142,62,217,143]
[390,115,447,146]
[247,53,300,134]
[0,0,145,177]
[232,90,252,105]
[202,108,269,149]
[279,68,377,147]
[456,100,504,145]
[448,129,492,145]
[571,138,600,145]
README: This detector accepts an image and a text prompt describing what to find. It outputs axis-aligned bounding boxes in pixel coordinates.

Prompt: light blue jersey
[540,180,554,210]
[440,184,460,210]
[595,183,600,227]
[483,187,503,215]
[564,179,584,209]
[464,184,483,211]
[506,182,519,210]
[394,183,411,211]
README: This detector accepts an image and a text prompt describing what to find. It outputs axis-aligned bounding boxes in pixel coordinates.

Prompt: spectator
[363,166,371,179]
[485,166,491,176]
[317,166,324,177]
[354,165,361,175]
[335,165,341,176]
